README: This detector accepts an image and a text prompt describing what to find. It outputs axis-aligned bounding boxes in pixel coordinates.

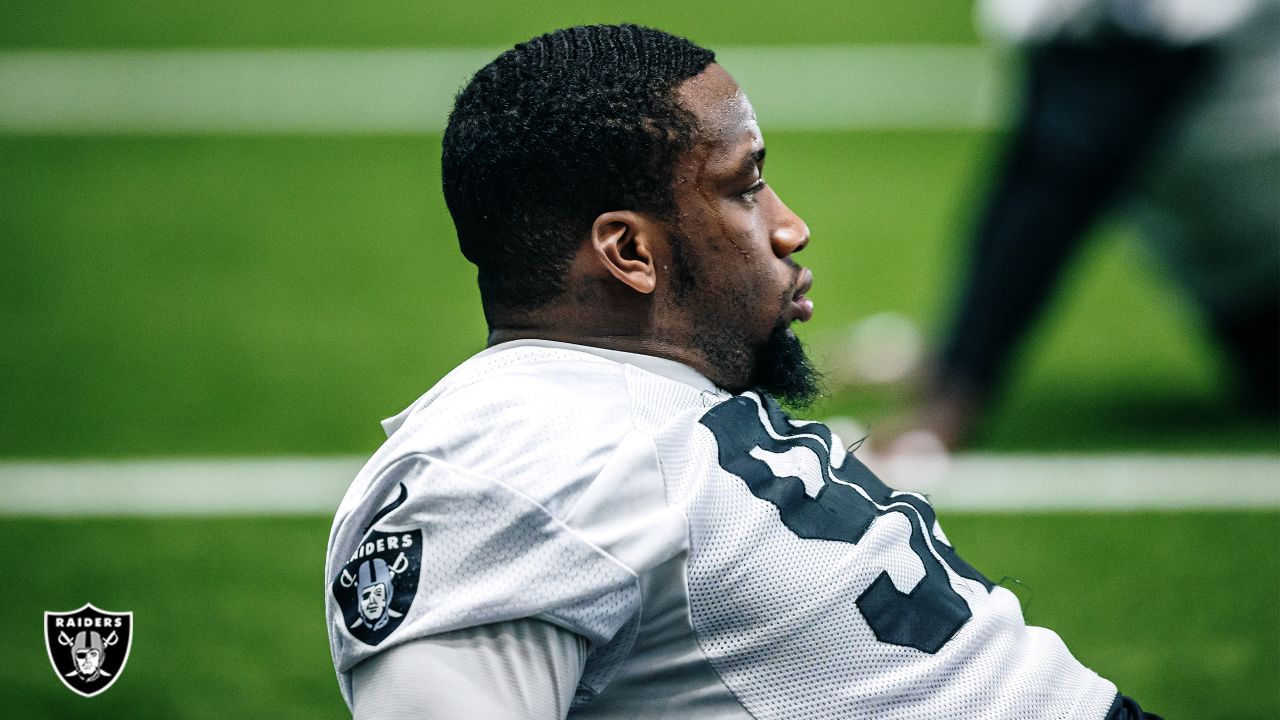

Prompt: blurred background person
[887,0,1280,451]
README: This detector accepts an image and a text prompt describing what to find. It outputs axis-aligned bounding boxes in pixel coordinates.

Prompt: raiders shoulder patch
[332,484,422,645]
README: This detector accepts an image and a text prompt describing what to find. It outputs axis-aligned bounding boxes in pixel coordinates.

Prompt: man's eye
[740,178,767,200]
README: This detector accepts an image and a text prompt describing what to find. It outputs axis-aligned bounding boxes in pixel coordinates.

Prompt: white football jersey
[326,340,1118,719]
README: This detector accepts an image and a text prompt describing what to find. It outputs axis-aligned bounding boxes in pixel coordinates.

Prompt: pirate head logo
[44,604,133,697]
[332,485,422,645]
[69,630,112,680]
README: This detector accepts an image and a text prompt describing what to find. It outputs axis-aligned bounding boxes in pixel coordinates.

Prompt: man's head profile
[442,24,820,406]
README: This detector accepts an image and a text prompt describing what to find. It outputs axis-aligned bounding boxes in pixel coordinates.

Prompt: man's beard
[669,226,822,409]
[746,321,822,409]
[688,317,821,408]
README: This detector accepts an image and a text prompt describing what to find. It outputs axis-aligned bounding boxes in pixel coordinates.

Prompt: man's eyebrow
[735,147,766,176]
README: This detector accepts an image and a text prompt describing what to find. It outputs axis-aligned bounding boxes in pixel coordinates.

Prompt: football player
[325,24,1160,719]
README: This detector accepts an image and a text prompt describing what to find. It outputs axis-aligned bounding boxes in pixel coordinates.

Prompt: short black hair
[441,24,715,311]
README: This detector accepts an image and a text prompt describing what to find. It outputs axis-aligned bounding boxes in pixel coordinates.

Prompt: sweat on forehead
[680,63,757,170]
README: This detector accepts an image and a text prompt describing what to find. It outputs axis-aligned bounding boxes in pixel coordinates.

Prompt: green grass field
[2,1,1277,717]
[2,0,979,49]
[3,131,1274,457]
[1,513,1275,719]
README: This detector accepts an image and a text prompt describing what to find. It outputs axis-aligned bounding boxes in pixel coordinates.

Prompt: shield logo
[332,527,422,645]
[44,603,133,697]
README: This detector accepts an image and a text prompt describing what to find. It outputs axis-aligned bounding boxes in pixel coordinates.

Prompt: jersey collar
[381,339,724,438]
[477,338,723,394]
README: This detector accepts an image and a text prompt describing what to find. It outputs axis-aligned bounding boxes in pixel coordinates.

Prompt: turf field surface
[0,46,1010,134]
[2,455,1277,514]
[3,132,1273,457]
[2,1,978,49]
[0,512,1275,719]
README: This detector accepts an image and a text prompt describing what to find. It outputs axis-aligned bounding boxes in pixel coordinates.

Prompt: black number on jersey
[699,394,993,654]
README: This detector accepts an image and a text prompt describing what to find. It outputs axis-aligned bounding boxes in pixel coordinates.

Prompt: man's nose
[769,194,810,257]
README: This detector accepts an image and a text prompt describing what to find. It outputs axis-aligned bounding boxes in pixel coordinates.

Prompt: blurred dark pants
[937,38,1210,400]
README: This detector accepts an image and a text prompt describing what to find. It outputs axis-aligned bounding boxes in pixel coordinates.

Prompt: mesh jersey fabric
[325,340,1118,718]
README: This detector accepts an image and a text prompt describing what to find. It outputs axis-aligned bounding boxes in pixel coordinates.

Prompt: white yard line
[923,455,1280,511]
[0,46,1013,134]
[0,454,1275,515]
[0,457,361,516]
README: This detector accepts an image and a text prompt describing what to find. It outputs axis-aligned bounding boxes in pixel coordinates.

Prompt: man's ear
[590,211,660,294]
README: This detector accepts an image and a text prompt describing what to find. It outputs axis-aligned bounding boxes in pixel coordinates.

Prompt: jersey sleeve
[326,453,643,709]
[350,619,586,720]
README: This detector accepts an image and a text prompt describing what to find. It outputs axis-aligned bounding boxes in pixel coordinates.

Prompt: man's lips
[791,268,814,323]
